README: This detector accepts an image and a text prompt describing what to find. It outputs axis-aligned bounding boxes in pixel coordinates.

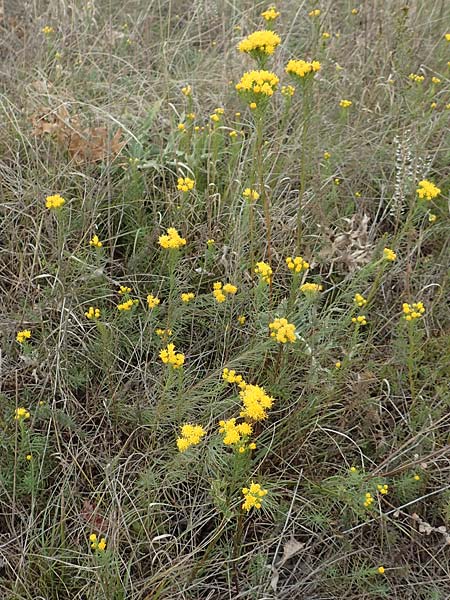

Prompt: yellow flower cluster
[177,177,195,192]
[237,30,281,56]
[155,328,172,337]
[285,59,321,78]
[85,306,100,319]
[16,329,31,343]
[117,299,138,311]
[176,424,206,452]
[237,315,246,325]
[300,282,323,294]
[213,282,237,303]
[308,9,321,17]
[90,533,106,551]
[363,492,374,508]
[181,84,191,96]
[147,294,160,308]
[119,285,131,295]
[242,482,268,511]
[408,73,424,83]
[222,368,247,388]
[431,76,441,84]
[254,261,272,284]
[89,234,103,248]
[261,6,280,21]
[158,227,187,249]
[352,315,367,325]
[416,179,441,201]
[383,247,397,261]
[15,407,31,421]
[41,25,54,35]
[286,255,309,273]
[402,302,425,321]
[339,99,352,108]
[240,383,274,420]
[45,194,65,209]
[243,187,260,201]
[159,343,185,368]
[181,292,195,303]
[219,418,253,446]
[377,484,389,495]
[269,318,296,343]
[281,85,295,97]
[354,293,367,307]
[235,70,279,96]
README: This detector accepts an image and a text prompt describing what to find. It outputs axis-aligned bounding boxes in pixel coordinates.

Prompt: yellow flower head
[237,315,246,325]
[445,33,450,42]
[351,8,359,14]
[254,261,272,284]
[181,84,192,96]
[269,317,296,343]
[339,99,352,108]
[41,25,54,35]
[237,30,281,56]
[243,188,260,201]
[281,85,295,97]
[15,407,31,421]
[235,70,279,97]
[159,227,187,249]
[322,32,330,39]
[155,328,172,337]
[119,285,132,295]
[323,151,331,160]
[147,294,160,309]
[222,368,247,388]
[89,234,103,248]
[159,343,185,368]
[431,77,441,84]
[176,423,206,452]
[181,292,195,303]
[383,247,397,262]
[90,534,107,551]
[352,315,367,326]
[16,329,31,343]
[354,293,367,308]
[242,481,268,511]
[286,255,309,273]
[428,213,437,223]
[213,282,237,303]
[239,383,274,421]
[416,179,440,201]
[84,306,101,320]
[117,298,138,311]
[308,9,321,17]
[300,282,323,295]
[408,73,424,83]
[177,177,195,193]
[261,6,280,21]
[377,566,385,575]
[177,123,186,132]
[402,301,425,321]
[45,194,65,209]
[210,113,220,123]
[285,59,321,79]
[219,418,253,446]
[377,483,389,495]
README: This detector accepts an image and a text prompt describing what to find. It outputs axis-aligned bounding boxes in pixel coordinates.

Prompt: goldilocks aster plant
[1,1,449,598]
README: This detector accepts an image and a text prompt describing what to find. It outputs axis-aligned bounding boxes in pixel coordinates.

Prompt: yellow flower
[16,329,31,343]
[219,418,253,446]
[176,424,206,452]
[377,484,389,495]
[26,454,32,461]
[159,227,187,249]
[249,102,257,109]
[159,343,185,368]
[431,77,441,84]
[89,234,103,248]
[430,102,437,109]
[237,30,281,56]
[322,32,330,39]
[41,25,54,35]
[350,466,357,473]
[383,247,397,261]
[261,6,280,21]
[176,177,195,193]
[413,474,420,481]
[363,491,374,508]
[223,283,237,295]
[254,261,272,284]
[207,239,215,246]
[408,73,424,83]
[213,281,237,302]
[285,59,321,79]
[352,315,367,326]
[300,282,323,294]
[84,306,101,320]
[335,361,341,369]
[155,328,172,337]
[445,33,450,42]
[351,8,359,14]
[215,107,225,115]
[416,179,440,201]
[308,9,321,17]
[269,318,296,343]
[210,113,220,123]
[239,383,274,421]
[119,285,132,295]
[323,151,331,160]
[147,294,160,308]
[281,85,295,97]
[222,368,247,388]
[14,407,31,421]
[181,84,192,96]
[187,112,195,120]
[354,293,367,307]
[177,123,186,132]
[377,566,385,575]
[237,315,246,325]
[334,178,341,185]
[117,299,138,311]
[428,213,437,223]
[402,301,425,321]
[339,99,352,108]
[90,533,107,551]
[45,194,65,209]
[242,482,268,511]
[97,538,106,551]
[235,70,279,97]
[286,255,309,273]
[181,292,195,303]
[229,130,238,138]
